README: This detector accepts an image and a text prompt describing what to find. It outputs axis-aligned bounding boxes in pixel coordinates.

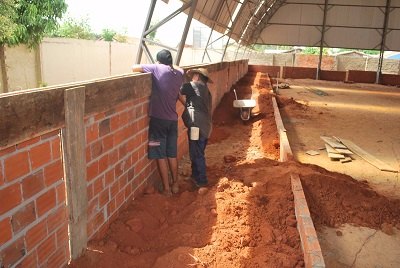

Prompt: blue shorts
[148,117,178,159]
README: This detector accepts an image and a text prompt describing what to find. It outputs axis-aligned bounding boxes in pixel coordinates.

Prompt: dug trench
[69,72,400,268]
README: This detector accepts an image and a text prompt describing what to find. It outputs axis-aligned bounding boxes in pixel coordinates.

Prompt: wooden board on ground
[306,150,320,156]
[334,148,354,155]
[320,136,348,149]
[341,157,352,163]
[340,138,398,173]
[325,144,345,159]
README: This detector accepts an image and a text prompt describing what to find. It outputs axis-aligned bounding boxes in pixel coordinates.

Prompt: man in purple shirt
[132,49,184,196]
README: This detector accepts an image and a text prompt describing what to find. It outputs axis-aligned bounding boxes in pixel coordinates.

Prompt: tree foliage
[0,0,67,47]
[101,28,117,42]
[49,16,96,40]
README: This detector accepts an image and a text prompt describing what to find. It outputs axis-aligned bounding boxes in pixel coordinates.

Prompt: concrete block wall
[0,131,69,268]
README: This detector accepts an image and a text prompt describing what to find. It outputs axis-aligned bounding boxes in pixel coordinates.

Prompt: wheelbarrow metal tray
[233,99,256,108]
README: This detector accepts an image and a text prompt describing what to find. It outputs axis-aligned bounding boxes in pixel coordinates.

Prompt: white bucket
[190,127,199,140]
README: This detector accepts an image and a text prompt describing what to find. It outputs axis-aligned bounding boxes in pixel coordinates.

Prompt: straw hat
[188,68,213,83]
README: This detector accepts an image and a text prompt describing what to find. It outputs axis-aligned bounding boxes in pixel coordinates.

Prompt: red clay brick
[37,233,56,263]
[56,223,69,247]
[25,220,47,249]
[104,170,115,186]
[56,183,66,204]
[16,137,41,149]
[36,189,56,217]
[86,124,99,144]
[99,189,110,208]
[93,176,104,194]
[118,144,128,159]
[87,161,99,182]
[4,151,30,182]
[114,162,124,178]
[44,160,63,186]
[98,155,109,174]
[0,237,25,267]
[22,170,45,199]
[47,207,66,233]
[110,183,119,199]
[119,111,129,126]
[108,149,119,166]
[11,201,36,233]
[99,118,111,137]
[86,145,91,162]
[116,191,125,207]
[87,184,94,201]
[29,142,52,170]
[110,114,121,131]
[51,139,61,160]
[114,129,125,146]
[0,217,12,245]
[0,183,22,214]
[107,198,116,216]
[90,140,103,160]
[15,250,37,268]
[47,247,67,268]
[102,135,114,153]
[0,145,16,157]
[0,161,4,186]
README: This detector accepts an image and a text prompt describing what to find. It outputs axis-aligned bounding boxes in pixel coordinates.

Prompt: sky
[64,0,204,46]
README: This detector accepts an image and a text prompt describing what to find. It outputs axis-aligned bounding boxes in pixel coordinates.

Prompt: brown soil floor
[275,78,400,267]
[69,73,400,268]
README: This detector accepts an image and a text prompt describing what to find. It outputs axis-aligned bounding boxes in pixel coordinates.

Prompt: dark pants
[188,133,208,186]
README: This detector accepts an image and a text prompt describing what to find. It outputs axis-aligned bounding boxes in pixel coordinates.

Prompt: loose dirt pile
[69,72,400,268]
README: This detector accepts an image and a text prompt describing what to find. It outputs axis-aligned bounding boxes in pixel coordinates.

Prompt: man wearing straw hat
[179,68,213,187]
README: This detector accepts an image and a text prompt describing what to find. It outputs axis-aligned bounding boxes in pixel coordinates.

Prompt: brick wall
[320,70,346,81]
[84,97,159,239]
[283,67,317,79]
[348,70,376,83]
[0,59,248,267]
[0,131,69,268]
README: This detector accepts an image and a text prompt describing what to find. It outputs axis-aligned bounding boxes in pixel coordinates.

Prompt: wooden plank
[320,136,347,149]
[340,138,398,173]
[62,86,88,259]
[85,74,151,115]
[0,74,152,149]
[325,144,345,159]
[272,97,286,132]
[0,87,65,148]
[341,157,352,163]
[334,148,354,155]
[306,150,320,156]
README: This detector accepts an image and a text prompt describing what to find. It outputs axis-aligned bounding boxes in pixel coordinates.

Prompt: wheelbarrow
[233,89,256,121]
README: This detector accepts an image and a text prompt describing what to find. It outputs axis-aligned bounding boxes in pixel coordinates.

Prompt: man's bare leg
[168,157,179,193]
[157,158,171,195]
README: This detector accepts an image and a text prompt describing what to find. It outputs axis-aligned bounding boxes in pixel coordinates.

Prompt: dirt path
[69,74,400,268]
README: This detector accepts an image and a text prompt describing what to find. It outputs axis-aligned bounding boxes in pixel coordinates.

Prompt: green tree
[0,0,67,92]
[101,28,117,42]
[303,47,329,55]
[49,17,96,40]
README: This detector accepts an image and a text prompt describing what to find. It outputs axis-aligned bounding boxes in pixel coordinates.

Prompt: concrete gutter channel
[271,95,326,267]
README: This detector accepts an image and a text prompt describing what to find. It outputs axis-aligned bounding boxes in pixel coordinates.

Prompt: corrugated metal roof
[182,0,400,50]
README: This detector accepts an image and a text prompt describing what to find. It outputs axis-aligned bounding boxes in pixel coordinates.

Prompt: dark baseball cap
[156,49,173,65]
